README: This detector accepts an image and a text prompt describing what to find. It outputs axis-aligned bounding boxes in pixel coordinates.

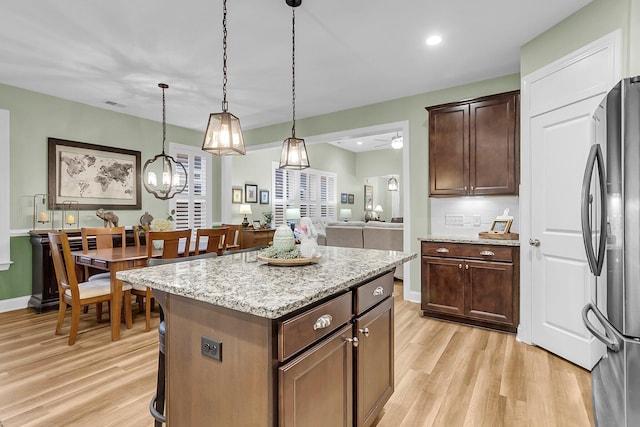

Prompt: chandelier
[142,83,187,200]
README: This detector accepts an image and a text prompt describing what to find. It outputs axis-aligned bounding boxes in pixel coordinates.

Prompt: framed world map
[47,138,142,210]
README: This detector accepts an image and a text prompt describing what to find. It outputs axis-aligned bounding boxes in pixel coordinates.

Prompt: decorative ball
[272,224,295,251]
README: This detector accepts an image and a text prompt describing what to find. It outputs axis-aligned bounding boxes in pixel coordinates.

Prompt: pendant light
[143,83,188,200]
[279,0,310,170]
[202,0,246,156]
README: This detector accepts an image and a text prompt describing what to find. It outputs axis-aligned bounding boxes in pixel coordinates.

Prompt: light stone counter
[117,246,416,319]
[419,234,520,247]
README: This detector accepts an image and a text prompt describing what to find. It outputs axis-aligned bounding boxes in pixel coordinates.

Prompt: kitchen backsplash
[430,197,519,237]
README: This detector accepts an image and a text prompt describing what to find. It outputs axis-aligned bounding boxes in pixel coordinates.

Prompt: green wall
[0,83,213,300]
[521,0,637,78]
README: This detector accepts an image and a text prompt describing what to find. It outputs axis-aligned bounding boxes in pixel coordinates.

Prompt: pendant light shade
[203,109,245,155]
[202,0,246,156]
[143,83,187,200]
[279,0,310,170]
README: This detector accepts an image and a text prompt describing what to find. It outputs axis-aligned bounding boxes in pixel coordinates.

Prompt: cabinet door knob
[313,314,332,330]
[458,264,462,269]
[346,336,359,348]
[359,327,370,337]
[480,250,494,256]
[436,248,449,253]
[373,286,385,297]
[465,264,469,270]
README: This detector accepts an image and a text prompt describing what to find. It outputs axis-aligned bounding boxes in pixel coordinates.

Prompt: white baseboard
[0,295,30,313]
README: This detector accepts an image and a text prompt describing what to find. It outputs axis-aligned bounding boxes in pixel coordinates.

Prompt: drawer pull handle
[346,337,359,348]
[373,286,385,297]
[436,248,450,253]
[313,314,332,330]
[359,327,370,337]
[480,251,495,256]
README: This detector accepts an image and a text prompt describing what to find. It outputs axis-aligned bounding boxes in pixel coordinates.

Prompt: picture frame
[364,184,373,210]
[489,219,513,234]
[47,137,141,210]
[341,193,348,204]
[259,189,270,205]
[245,184,258,203]
[232,188,243,204]
[252,220,262,229]
[348,194,355,204]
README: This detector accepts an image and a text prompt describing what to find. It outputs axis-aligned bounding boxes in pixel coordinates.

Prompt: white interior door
[522,31,620,369]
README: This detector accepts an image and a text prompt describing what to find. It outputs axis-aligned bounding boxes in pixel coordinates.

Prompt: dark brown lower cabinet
[160,271,395,426]
[280,274,395,427]
[279,324,354,427]
[354,297,394,427]
[421,242,519,333]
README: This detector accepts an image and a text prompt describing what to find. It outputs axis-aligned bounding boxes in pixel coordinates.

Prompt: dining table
[71,245,161,341]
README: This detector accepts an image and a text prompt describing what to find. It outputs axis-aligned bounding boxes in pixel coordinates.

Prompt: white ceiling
[0,0,590,142]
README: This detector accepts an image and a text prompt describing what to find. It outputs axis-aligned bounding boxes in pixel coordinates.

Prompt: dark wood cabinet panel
[428,104,469,196]
[421,256,464,316]
[355,297,394,427]
[427,91,519,196]
[279,324,354,427]
[465,260,514,325]
[421,242,519,333]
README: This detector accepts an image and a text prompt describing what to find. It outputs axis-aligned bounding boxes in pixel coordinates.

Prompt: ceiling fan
[374,132,403,149]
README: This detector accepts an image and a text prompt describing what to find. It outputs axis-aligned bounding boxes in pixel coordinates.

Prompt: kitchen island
[117,246,415,427]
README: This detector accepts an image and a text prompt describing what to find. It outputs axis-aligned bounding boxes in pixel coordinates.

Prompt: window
[272,162,336,226]
[169,143,212,235]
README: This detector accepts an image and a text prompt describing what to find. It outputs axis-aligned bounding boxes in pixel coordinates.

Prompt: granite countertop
[419,235,520,247]
[117,246,416,319]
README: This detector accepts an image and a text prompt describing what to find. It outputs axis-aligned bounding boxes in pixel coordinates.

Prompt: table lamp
[239,204,252,229]
[374,205,383,220]
[340,208,352,222]
[285,208,301,231]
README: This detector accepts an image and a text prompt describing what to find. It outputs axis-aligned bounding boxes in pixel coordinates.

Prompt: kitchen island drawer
[421,242,513,262]
[278,291,352,361]
[354,271,394,315]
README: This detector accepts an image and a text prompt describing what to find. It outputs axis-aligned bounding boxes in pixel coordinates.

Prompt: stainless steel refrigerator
[582,76,640,427]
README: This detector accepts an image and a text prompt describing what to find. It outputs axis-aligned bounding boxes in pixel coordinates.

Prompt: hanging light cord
[222,0,229,112]
[160,83,168,155]
[291,8,296,137]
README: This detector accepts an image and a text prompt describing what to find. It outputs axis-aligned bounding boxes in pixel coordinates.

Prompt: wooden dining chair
[48,232,132,345]
[131,229,192,331]
[221,224,242,251]
[194,227,229,255]
[81,226,127,283]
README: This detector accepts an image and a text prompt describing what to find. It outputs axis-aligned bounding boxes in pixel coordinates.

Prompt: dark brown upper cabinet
[427,91,520,196]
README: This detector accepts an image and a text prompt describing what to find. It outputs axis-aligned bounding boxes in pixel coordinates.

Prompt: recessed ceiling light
[426,35,442,46]
[357,141,363,145]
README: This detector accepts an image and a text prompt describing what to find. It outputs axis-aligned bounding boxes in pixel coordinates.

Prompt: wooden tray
[478,232,519,240]
[256,254,322,266]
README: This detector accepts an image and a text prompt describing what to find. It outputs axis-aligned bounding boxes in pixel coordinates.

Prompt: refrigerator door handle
[581,144,607,276]
[582,302,620,352]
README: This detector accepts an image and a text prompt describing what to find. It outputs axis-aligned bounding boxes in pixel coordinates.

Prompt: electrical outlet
[473,215,481,226]
[201,336,222,362]
[445,214,464,226]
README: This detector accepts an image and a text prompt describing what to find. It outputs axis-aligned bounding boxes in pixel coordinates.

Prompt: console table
[239,228,275,250]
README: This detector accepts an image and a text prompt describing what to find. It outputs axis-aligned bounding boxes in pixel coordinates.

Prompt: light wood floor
[0,285,594,427]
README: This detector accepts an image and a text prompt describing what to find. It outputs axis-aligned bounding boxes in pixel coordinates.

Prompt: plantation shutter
[271,162,336,226]
[170,143,212,237]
